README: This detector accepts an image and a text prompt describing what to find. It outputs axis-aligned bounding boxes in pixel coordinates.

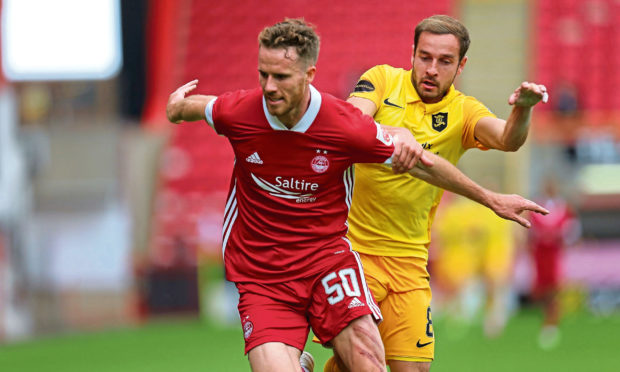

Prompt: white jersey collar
[262,84,321,132]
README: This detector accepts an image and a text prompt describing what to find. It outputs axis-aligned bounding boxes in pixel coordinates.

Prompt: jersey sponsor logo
[348,297,366,309]
[246,152,263,164]
[375,123,393,146]
[353,79,375,93]
[416,339,433,348]
[295,196,317,203]
[431,112,448,132]
[251,173,318,203]
[242,315,254,340]
[383,98,403,109]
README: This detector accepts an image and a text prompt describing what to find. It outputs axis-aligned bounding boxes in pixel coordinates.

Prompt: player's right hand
[391,128,433,174]
[489,192,549,228]
[167,79,199,123]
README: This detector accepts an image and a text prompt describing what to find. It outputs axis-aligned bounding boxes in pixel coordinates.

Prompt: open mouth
[421,79,437,90]
[266,96,284,105]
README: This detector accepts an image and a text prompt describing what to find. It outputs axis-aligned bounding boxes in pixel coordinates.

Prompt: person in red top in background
[529,176,580,349]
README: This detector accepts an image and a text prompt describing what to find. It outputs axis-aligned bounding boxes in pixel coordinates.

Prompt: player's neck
[278,89,312,129]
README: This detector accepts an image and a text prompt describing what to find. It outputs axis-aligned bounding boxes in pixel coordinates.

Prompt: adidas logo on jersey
[246,152,263,164]
[348,297,365,309]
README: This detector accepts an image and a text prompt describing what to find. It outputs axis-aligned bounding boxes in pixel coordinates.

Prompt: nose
[427,61,438,76]
[264,75,277,93]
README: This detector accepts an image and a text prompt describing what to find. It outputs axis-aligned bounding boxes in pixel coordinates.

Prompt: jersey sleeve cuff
[205,97,217,129]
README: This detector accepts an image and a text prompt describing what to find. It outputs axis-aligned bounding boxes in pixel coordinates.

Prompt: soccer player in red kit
[529,178,580,349]
[166,18,547,372]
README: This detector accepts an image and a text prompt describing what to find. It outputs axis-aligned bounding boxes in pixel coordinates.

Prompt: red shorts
[236,251,382,354]
[533,245,561,296]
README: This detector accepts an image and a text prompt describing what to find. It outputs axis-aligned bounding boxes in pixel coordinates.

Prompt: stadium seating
[533,0,620,113]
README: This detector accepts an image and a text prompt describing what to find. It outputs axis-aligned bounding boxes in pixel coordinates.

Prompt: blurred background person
[432,190,517,339]
[528,176,581,349]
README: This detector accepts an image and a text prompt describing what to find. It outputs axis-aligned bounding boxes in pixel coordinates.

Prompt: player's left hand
[391,127,433,174]
[508,81,548,107]
[489,192,549,228]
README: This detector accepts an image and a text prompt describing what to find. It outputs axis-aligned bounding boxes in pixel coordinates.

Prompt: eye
[259,71,268,79]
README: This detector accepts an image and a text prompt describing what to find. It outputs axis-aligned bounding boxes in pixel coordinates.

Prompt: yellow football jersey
[347,64,496,260]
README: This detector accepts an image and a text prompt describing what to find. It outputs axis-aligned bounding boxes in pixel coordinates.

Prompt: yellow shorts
[359,252,434,362]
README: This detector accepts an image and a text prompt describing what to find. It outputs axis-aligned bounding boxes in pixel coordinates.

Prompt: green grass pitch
[1,309,619,371]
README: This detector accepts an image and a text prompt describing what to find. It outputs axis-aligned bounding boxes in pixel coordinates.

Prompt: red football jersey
[530,197,575,250]
[529,197,576,291]
[205,85,395,282]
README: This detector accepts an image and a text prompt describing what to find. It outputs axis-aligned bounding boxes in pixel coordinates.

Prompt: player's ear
[306,65,317,84]
[457,56,468,75]
[411,44,416,66]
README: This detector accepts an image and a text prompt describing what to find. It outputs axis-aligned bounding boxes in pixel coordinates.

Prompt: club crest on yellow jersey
[431,113,448,132]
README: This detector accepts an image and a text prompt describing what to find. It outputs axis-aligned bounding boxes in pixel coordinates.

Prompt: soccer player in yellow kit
[433,193,516,338]
[322,15,548,372]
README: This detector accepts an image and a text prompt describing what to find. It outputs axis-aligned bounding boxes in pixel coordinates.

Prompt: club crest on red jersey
[311,149,330,173]
[242,315,253,340]
[375,123,393,146]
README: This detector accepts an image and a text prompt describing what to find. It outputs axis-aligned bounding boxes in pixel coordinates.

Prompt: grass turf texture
[1,309,619,371]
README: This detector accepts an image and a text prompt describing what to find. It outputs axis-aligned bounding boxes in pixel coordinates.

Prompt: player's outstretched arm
[166,79,217,123]
[409,152,549,227]
[474,81,548,152]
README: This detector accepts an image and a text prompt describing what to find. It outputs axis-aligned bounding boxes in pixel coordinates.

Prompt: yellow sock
[323,356,345,372]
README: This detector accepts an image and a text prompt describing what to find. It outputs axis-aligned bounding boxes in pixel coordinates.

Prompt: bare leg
[538,289,561,349]
[330,315,386,372]
[248,342,302,372]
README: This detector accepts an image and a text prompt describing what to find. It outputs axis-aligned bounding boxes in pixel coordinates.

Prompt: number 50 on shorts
[321,268,362,305]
